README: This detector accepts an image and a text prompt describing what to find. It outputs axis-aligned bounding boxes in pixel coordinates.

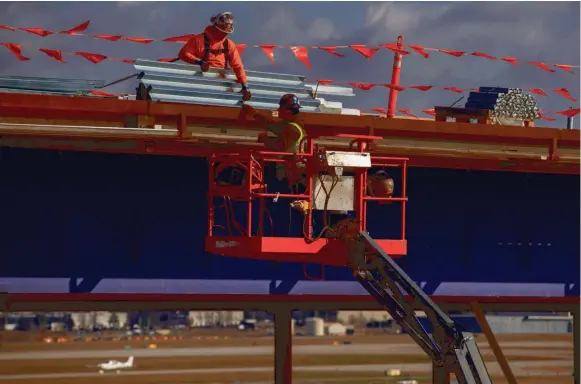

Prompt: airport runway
[0,360,573,381]
[0,341,572,360]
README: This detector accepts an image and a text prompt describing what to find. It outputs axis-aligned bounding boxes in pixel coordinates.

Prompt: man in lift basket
[178,11,251,101]
[242,93,307,191]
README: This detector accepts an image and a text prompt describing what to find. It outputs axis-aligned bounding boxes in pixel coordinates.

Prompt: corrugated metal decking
[0,75,105,96]
[133,59,357,114]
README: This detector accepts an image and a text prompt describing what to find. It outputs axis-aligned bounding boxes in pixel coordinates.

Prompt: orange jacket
[178,26,247,85]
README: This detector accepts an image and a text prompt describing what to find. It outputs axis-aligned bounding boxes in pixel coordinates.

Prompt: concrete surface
[0,342,572,360]
[0,360,573,381]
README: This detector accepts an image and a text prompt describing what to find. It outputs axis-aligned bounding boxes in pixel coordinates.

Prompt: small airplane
[87,356,135,374]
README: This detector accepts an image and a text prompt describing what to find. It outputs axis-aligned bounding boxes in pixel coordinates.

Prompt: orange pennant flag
[58,20,90,35]
[259,45,277,63]
[317,46,344,57]
[39,48,67,63]
[350,45,379,60]
[290,46,312,69]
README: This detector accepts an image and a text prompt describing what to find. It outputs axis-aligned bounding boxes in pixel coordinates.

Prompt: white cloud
[365,2,451,43]
[307,18,338,42]
[0,1,577,127]
[116,1,145,8]
[263,8,302,44]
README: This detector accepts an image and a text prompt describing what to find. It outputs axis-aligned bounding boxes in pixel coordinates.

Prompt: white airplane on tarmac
[87,356,135,374]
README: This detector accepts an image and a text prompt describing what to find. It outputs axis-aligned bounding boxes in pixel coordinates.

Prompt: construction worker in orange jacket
[242,94,307,187]
[179,12,251,101]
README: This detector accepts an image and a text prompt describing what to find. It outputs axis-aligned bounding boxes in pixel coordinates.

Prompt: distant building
[2,312,74,331]
[326,322,347,336]
[305,317,325,336]
[127,311,190,329]
[188,311,244,327]
[70,312,128,330]
[337,311,392,324]
[243,310,338,323]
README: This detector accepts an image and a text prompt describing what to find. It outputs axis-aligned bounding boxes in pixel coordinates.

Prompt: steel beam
[433,362,450,384]
[274,310,293,384]
[471,302,517,384]
[0,92,578,147]
[1,294,578,313]
[574,308,580,384]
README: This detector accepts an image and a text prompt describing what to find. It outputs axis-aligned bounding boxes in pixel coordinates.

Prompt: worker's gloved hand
[240,85,252,101]
[195,60,210,72]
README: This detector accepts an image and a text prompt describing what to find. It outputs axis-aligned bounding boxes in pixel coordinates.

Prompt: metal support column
[274,310,293,384]
[574,309,580,384]
[0,293,8,311]
[432,362,450,384]
[471,302,517,384]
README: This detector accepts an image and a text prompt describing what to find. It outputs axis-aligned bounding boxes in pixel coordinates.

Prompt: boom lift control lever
[349,231,492,384]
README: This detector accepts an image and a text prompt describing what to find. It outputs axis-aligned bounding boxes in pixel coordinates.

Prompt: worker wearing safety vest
[242,94,306,187]
[178,12,251,101]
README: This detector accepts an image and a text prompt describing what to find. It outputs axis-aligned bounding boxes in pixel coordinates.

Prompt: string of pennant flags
[358,107,580,121]
[0,20,579,74]
[82,76,578,102]
[2,40,578,103]
[315,81,579,102]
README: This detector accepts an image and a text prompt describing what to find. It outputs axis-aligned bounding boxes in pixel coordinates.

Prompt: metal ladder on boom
[348,231,493,384]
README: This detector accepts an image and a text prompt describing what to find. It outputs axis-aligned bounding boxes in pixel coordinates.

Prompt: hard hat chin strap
[214,24,234,34]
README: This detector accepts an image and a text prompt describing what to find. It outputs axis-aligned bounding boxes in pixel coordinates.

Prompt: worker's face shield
[214,13,235,34]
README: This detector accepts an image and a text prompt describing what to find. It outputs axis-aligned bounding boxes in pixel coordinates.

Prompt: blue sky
[0,1,579,126]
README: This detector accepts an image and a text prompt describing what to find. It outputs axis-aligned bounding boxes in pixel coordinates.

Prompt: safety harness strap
[286,122,305,153]
[203,33,229,69]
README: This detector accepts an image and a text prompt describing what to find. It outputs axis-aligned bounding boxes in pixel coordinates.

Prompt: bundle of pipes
[465,87,539,122]
[492,88,539,121]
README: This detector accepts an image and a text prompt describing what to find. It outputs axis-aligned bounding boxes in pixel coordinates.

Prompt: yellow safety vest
[284,122,305,153]
[275,121,305,170]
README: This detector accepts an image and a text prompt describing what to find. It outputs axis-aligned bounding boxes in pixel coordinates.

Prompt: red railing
[206,135,408,247]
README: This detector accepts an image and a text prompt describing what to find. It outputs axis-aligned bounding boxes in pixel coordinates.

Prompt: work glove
[194,59,210,72]
[240,84,252,101]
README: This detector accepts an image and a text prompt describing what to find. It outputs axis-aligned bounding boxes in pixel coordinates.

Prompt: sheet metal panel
[0,75,104,95]
[139,74,314,99]
[0,148,578,298]
[134,59,354,111]
[148,87,320,111]
[134,59,309,87]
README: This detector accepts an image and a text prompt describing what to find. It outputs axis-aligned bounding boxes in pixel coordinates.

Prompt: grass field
[0,353,568,375]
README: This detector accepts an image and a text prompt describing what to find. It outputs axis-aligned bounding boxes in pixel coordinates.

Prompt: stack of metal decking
[132,59,359,115]
[0,75,105,96]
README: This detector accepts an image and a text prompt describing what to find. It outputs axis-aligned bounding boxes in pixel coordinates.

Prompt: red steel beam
[0,93,578,147]
[5,293,579,305]
[1,135,578,175]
